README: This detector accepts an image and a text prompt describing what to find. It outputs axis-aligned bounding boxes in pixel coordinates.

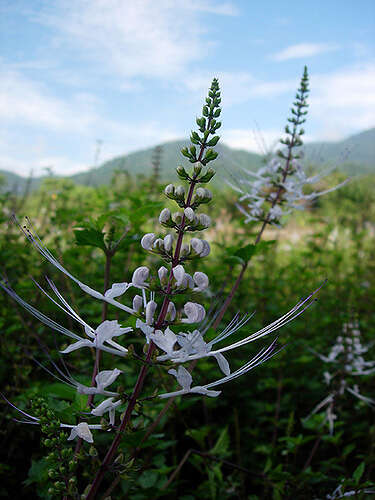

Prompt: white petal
[190,238,203,255]
[158,266,168,285]
[132,266,150,287]
[141,233,156,250]
[159,208,171,224]
[60,339,93,354]
[132,295,143,312]
[169,366,192,391]
[95,368,122,389]
[182,302,206,323]
[190,386,221,397]
[213,353,230,376]
[166,301,176,321]
[146,300,157,325]
[104,282,131,299]
[193,272,209,291]
[136,319,154,343]
[79,283,104,300]
[95,320,131,345]
[91,397,116,416]
[68,422,94,443]
[173,265,185,287]
[184,207,195,221]
[150,327,176,355]
[164,235,173,252]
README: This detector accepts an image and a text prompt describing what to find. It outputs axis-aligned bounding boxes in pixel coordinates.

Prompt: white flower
[141,233,156,250]
[91,397,122,426]
[160,366,221,399]
[181,302,206,323]
[92,320,131,348]
[150,327,177,356]
[193,272,209,291]
[61,320,131,355]
[68,422,94,443]
[132,266,150,287]
[136,319,154,343]
[160,339,278,399]
[77,368,122,396]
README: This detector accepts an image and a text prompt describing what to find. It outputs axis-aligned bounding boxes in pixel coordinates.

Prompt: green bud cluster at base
[31,397,78,498]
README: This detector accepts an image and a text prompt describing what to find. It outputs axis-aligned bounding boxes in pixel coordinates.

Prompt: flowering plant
[1,77,322,499]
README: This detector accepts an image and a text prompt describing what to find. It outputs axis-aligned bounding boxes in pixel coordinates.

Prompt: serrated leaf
[74,227,106,251]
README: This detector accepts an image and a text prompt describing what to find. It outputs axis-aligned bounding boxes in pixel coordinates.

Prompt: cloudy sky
[1,0,374,176]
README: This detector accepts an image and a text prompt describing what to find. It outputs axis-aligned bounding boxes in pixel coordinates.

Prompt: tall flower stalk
[215,67,346,328]
[2,78,321,499]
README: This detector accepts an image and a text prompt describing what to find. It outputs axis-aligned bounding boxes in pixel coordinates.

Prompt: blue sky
[1,0,374,176]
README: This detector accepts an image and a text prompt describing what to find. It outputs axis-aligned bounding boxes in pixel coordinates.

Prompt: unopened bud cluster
[307,319,375,434]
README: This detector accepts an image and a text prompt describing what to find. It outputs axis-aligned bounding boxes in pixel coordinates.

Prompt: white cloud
[310,63,375,139]
[272,43,339,61]
[35,0,236,83]
[0,67,101,133]
[0,65,182,176]
[222,128,283,154]
[186,71,294,106]
[187,0,239,16]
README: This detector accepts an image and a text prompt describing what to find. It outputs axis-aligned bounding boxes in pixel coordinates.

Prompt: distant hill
[70,140,263,186]
[1,128,374,192]
[302,128,375,175]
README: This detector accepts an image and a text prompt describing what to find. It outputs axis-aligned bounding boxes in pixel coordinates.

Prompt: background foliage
[0,163,374,499]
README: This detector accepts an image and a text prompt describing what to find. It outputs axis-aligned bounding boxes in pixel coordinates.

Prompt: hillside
[1,128,374,191]
[70,140,263,186]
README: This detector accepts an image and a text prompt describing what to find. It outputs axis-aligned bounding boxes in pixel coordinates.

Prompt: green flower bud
[172,212,184,226]
[193,163,203,176]
[164,184,175,198]
[176,165,189,179]
[175,185,185,200]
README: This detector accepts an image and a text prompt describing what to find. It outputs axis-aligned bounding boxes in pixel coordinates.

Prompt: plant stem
[86,163,204,499]
[212,119,300,329]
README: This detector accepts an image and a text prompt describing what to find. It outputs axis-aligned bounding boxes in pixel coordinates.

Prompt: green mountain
[70,140,263,186]
[302,128,375,175]
[1,128,374,192]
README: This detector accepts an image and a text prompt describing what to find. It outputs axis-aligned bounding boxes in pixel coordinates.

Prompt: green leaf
[138,470,158,489]
[234,243,256,262]
[353,462,365,484]
[24,458,49,487]
[74,227,106,251]
[210,426,229,456]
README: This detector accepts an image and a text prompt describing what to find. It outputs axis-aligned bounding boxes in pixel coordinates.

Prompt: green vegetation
[0,166,374,498]
[1,127,374,193]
